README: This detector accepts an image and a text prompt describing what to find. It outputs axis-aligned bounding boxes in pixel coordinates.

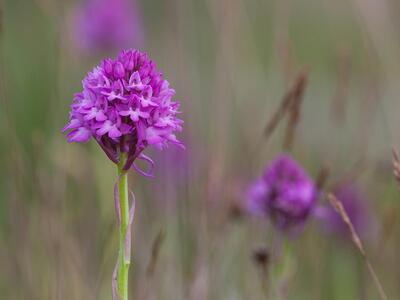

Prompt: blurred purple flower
[247,154,317,231]
[75,0,144,52]
[63,49,184,175]
[316,184,369,238]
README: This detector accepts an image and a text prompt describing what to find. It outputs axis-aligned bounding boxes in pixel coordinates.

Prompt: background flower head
[247,154,317,231]
[316,183,370,238]
[63,49,184,171]
[75,0,144,53]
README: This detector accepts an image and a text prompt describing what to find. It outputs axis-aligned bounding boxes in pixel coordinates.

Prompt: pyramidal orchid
[246,154,317,232]
[246,155,317,297]
[63,49,183,300]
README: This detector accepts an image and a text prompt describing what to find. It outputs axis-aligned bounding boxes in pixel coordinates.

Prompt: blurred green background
[1,0,400,299]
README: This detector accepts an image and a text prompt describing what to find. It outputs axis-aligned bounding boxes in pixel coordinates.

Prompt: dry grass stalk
[252,248,270,298]
[283,69,309,150]
[315,165,330,192]
[252,247,270,272]
[264,69,308,142]
[146,230,166,277]
[327,194,388,300]
[391,148,400,188]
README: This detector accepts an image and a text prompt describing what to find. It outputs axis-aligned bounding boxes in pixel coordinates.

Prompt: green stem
[117,153,130,300]
[273,239,293,300]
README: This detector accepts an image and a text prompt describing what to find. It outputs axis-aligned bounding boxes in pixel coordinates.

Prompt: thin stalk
[117,153,130,300]
[328,194,388,300]
[276,239,293,300]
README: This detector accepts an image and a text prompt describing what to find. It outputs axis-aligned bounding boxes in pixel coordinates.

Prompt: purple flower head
[75,0,144,52]
[63,49,184,175]
[316,184,369,238]
[247,154,317,231]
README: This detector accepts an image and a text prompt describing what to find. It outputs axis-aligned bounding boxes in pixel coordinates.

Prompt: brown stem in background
[315,165,330,192]
[327,194,389,300]
[264,69,309,143]
[391,148,400,189]
[283,69,309,151]
[252,248,270,299]
[146,230,166,277]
